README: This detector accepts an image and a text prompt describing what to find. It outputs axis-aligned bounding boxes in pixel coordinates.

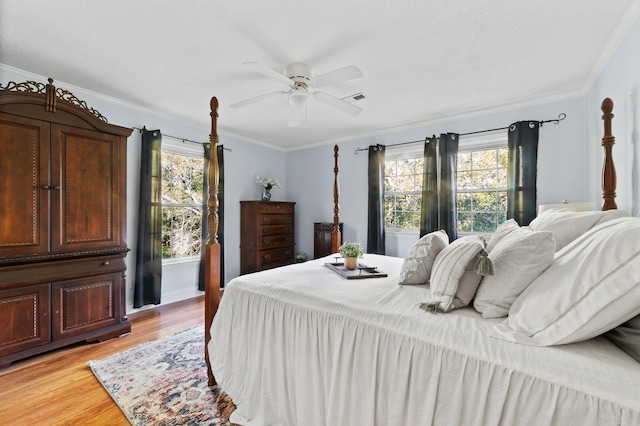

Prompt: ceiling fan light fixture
[289,91,312,108]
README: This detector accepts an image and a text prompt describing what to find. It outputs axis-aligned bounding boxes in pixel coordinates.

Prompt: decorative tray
[324,262,388,279]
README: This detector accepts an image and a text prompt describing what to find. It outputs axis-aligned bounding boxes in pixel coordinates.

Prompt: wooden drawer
[260,234,294,248]
[260,214,293,226]
[260,203,294,214]
[260,247,293,265]
[260,225,294,236]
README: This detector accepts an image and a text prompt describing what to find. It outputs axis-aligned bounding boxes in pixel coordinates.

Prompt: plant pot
[344,256,358,270]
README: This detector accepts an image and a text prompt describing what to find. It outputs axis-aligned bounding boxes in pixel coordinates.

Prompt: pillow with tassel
[474,227,555,319]
[420,236,492,313]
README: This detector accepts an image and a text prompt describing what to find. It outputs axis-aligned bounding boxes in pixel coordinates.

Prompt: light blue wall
[586,13,640,216]
[288,96,588,258]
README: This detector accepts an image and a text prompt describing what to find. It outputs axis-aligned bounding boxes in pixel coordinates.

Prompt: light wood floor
[0,296,205,426]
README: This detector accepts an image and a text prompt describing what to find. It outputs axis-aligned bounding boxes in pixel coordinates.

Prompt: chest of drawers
[240,201,296,274]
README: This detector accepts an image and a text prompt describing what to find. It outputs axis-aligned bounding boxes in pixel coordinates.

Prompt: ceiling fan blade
[229,91,286,109]
[243,62,293,87]
[314,91,363,116]
[312,65,363,88]
[288,106,308,127]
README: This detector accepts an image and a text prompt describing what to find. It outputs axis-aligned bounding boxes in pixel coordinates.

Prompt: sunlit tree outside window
[161,152,204,259]
[384,157,423,230]
[456,147,508,233]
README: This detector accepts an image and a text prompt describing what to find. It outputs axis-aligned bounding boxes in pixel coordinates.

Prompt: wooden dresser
[240,201,295,274]
[0,79,132,367]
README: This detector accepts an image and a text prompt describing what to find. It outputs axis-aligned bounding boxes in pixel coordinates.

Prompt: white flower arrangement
[255,175,281,191]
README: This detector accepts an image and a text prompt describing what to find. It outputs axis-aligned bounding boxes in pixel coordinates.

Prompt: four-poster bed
[203,97,640,425]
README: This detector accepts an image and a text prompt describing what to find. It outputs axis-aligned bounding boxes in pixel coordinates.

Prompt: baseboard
[127,295,204,322]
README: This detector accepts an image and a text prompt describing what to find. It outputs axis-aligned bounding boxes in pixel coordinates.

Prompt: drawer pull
[103,261,110,265]
[264,239,271,244]
[264,217,271,223]
[264,254,271,259]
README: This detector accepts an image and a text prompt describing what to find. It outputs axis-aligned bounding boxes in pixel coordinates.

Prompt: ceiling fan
[230,62,364,126]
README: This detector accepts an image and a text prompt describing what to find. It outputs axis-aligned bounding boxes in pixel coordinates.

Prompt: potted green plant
[339,242,363,270]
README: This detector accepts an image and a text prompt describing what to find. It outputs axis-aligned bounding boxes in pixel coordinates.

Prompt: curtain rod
[133,127,232,151]
[353,113,566,155]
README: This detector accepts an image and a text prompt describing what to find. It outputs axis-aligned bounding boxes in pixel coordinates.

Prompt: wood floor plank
[0,296,205,426]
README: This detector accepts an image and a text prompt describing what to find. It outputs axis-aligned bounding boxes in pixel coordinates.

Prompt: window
[384,145,424,233]
[161,138,204,261]
[383,130,507,236]
[456,147,508,233]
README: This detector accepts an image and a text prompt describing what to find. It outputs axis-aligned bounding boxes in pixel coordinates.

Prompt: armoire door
[0,112,51,258]
[50,124,123,253]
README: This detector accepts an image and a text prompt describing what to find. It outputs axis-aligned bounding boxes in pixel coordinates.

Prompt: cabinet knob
[41,185,51,190]
[52,185,61,190]
[103,261,110,265]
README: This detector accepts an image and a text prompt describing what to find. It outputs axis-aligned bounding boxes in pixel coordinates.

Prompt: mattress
[208,254,640,425]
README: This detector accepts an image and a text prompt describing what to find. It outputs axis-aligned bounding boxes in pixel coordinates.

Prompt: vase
[344,256,358,270]
[262,189,271,201]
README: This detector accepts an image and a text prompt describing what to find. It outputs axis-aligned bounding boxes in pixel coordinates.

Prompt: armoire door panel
[0,283,51,357]
[0,113,50,258]
[50,124,121,252]
[52,273,121,340]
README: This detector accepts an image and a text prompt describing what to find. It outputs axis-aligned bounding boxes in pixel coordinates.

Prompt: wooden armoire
[0,79,132,367]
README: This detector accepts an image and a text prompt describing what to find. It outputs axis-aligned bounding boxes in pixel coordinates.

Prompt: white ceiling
[1,0,639,150]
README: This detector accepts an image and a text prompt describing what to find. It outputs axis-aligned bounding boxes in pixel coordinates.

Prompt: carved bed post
[205,97,221,386]
[601,98,617,210]
[331,145,342,253]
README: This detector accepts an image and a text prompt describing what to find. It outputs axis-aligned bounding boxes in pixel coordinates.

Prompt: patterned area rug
[88,325,235,425]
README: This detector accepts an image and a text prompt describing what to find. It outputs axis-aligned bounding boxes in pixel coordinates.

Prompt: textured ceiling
[1,0,639,150]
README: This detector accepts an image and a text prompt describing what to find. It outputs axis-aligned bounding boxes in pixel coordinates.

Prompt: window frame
[160,136,205,265]
[383,130,508,238]
[384,144,425,237]
[456,131,508,237]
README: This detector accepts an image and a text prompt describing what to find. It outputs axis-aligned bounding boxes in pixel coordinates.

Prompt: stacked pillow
[528,208,628,251]
[398,230,449,285]
[473,223,555,319]
[492,216,640,346]
[427,235,486,312]
[406,210,638,358]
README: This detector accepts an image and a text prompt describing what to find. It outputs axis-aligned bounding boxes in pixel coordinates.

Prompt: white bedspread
[209,254,640,426]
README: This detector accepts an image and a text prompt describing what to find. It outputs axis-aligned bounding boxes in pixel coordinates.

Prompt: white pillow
[492,217,640,346]
[529,208,628,251]
[473,226,555,319]
[398,230,449,285]
[486,219,519,253]
[425,236,484,312]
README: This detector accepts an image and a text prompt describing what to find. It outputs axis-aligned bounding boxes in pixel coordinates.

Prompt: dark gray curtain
[199,144,225,290]
[507,121,539,226]
[419,133,459,240]
[419,136,438,237]
[438,133,459,240]
[134,128,162,308]
[367,144,385,254]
